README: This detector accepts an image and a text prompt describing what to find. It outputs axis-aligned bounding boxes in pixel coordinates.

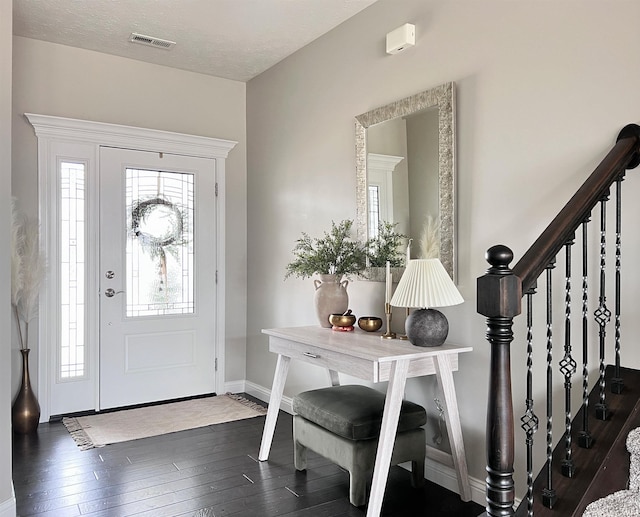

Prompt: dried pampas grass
[11,199,24,308]
[18,218,45,322]
[11,199,46,350]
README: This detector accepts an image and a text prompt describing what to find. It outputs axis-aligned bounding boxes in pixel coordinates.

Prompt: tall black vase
[12,348,40,434]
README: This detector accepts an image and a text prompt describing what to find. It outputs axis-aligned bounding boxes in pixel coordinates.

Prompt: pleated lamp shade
[390,259,463,309]
[390,259,462,346]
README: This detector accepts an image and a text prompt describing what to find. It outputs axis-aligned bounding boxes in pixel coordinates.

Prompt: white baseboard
[223,380,246,395]
[424,460,487,507]
[244,380,293,414]
[0,484,16,517]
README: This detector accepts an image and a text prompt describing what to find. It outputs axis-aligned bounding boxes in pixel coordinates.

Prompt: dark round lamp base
[406,308,449,347]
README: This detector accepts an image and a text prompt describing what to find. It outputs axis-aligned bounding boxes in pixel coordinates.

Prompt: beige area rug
[62,394,267,450]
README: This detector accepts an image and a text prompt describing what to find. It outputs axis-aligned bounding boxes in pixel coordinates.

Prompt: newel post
[477,245,522,516]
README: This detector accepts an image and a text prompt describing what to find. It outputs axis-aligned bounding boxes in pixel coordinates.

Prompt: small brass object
[328,313,356,328]
[358,316,383,332]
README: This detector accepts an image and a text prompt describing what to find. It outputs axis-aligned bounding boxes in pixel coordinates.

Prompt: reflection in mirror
[355,82,456,281]
[366,153,404,238]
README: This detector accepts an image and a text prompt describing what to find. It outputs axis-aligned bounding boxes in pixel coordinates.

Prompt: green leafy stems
[285,220,406,280]
[366,221,407,267]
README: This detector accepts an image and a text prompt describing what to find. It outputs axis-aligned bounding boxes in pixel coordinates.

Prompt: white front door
[99,147,217,409]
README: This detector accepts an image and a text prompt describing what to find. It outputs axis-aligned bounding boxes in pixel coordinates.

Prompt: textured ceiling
[13,0,379,82]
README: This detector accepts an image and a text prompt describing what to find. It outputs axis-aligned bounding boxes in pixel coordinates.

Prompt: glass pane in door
[60,162,86,379]
[125,168,194,317]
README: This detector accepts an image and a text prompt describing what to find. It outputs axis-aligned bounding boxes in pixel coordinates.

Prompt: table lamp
[390,258,463,346]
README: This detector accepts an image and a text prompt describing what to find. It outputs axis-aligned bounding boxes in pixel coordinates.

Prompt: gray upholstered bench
[292,384,427,507]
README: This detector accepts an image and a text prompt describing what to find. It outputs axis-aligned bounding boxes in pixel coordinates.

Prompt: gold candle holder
[381,302,396,339]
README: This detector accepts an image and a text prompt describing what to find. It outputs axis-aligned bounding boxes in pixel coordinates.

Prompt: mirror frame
[355,82,456,281]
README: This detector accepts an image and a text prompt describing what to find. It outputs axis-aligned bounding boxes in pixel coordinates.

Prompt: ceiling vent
[129,32,176,50]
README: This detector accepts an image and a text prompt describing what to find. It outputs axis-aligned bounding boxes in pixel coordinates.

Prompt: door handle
[104,288,124,298]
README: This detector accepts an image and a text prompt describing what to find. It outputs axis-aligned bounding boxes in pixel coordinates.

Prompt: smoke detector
[129,32,176,50]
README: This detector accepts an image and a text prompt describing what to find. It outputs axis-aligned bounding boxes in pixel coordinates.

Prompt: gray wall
[11,37,248,397]
[246,0,640,501]
[1,0,15,515]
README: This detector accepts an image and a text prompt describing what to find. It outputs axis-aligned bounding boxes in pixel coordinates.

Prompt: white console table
[258,326,473,517]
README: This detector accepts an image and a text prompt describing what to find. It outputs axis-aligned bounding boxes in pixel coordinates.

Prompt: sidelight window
[60,161,86,379]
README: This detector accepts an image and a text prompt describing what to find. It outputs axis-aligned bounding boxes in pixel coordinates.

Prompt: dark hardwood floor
[12,399,484,517]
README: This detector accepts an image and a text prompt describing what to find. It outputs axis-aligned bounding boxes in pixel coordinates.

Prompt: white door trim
[26,113,237,420]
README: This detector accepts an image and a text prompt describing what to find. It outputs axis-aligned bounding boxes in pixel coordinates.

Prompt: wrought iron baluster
[594,192,611,421]
[560,237,577,477]
[521,285,539,516]
[543,259,557,509]
[612,174,625,394]
[579,217,593,449]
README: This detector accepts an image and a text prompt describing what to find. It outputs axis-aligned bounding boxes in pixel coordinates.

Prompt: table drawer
[269,336,376,381]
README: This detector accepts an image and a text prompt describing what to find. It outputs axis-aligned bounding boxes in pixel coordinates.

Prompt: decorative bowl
[329,313,357,327]
[358,316,383,332]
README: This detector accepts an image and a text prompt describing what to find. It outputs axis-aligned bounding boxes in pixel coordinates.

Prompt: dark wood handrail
[513,126,640,293]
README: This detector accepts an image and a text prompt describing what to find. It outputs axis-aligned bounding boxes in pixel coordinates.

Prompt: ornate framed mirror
[355,82,456,281]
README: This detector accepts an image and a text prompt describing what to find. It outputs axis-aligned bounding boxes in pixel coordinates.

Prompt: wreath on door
[129,197,187,291]
[130,197,185,250]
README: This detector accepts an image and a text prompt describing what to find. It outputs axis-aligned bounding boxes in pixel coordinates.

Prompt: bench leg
[411,459,425,487]
[294,439,307,471]
[349,471,368,507]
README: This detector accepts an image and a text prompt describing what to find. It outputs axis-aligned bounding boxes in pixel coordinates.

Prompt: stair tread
[516,365,640,517]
